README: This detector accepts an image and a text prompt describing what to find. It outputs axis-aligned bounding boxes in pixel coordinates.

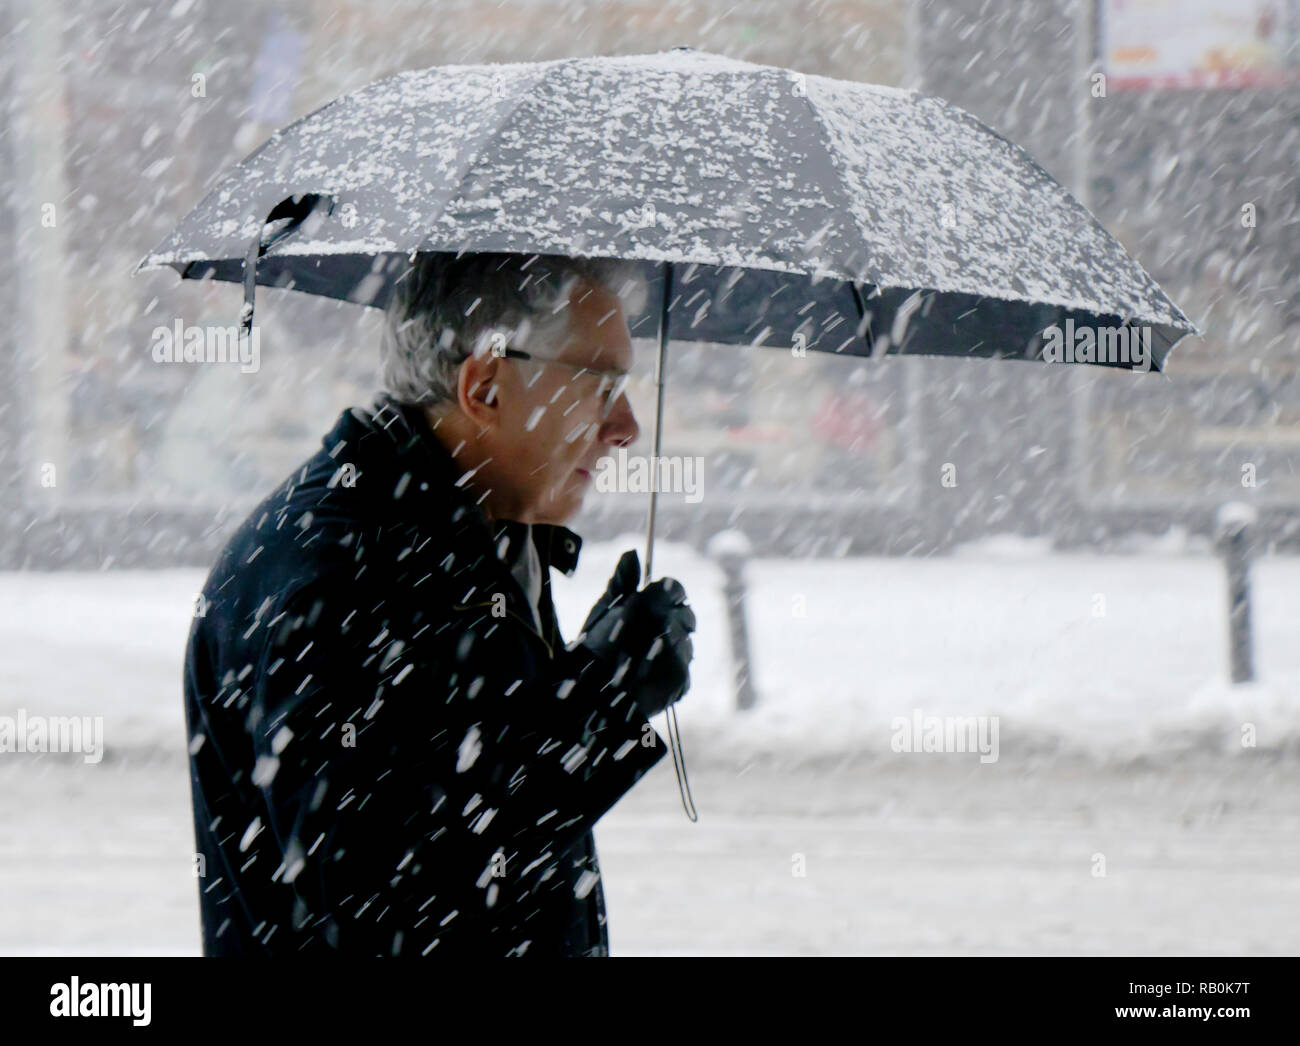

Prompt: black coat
[182,395,666,956]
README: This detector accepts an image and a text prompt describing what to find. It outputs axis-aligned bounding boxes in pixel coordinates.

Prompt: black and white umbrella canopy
[137,47,1198,368]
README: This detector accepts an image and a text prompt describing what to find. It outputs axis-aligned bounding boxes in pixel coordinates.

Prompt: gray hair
[379,251,649,408]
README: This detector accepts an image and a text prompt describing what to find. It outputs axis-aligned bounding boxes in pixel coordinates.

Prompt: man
[183,252,696,956]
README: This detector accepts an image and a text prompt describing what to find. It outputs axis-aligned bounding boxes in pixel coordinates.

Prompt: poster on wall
[1101,0,1300,89]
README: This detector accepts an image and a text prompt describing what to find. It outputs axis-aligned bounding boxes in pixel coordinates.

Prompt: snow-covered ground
[2,544,1299,954]
[5,541,1300,760]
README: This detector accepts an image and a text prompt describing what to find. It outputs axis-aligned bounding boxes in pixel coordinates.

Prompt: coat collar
[364,395,583,578]
[532,523,582,577]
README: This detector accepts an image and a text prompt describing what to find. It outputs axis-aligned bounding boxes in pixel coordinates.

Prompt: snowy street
[4,749,1298,956]
[3,545,1298,955]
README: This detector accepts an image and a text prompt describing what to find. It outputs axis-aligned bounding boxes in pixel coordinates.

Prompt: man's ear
[457,350,501,428]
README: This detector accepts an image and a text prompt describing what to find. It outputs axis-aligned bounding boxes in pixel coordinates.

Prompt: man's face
[488,278,640,525]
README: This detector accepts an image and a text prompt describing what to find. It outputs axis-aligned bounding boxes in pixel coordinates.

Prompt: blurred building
[0,0,1295,566]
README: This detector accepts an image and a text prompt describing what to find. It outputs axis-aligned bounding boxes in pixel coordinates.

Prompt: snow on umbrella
[135,46,1200,820]
[135,46,1195,364]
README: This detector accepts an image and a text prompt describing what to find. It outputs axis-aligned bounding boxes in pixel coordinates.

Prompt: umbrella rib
[778,67,879,285]
[771,67,888,355]
[847,279,875,355]
[412,63,559,254]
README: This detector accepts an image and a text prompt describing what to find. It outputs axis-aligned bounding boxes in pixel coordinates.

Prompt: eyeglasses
[495,347,633,420]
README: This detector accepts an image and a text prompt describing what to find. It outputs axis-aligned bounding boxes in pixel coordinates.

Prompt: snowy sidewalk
[2,546,1300,760]
[2,751,1297,955]
[1,549,1298,954]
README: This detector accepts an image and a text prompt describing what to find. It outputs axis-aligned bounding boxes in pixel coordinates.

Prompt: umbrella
[136,46,1200,819]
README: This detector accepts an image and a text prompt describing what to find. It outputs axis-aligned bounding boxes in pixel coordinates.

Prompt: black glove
[574,549,695,719]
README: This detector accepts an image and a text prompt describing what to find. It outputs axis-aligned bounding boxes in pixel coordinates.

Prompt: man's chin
[533,490,586,527]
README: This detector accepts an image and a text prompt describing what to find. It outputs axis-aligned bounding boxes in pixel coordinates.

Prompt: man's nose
[599,393,639,447]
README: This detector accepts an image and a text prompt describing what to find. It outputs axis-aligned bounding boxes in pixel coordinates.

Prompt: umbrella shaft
[644,261,673,583]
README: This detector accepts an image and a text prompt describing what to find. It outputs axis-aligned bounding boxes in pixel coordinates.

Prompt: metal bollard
[707,530,757,711]
[1215,502,1258,685]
